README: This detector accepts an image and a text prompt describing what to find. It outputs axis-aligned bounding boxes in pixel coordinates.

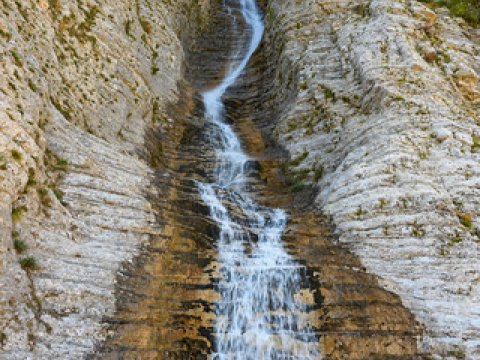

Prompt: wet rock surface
[93,1,427,359]
[0,0,478,358]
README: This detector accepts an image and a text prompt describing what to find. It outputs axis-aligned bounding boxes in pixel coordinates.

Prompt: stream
[197,0,319,358]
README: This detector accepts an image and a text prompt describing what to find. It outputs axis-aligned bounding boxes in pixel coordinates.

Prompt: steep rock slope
[261,0,479,358]
[0,0,209,358]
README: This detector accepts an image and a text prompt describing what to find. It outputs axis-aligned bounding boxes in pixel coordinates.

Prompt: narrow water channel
[197,1,319,358]
[93,1,425,358]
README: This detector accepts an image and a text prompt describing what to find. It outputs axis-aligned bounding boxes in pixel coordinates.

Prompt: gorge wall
[254,0,479,358]
[0,0,479,359]
[0,0,210,358]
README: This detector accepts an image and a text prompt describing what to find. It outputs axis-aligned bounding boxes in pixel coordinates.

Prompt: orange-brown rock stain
[231,100,427,359]
[92,0,429,358]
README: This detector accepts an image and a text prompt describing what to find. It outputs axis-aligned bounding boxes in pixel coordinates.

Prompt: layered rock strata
[0,0,210,357]
[96,2,426,359]
[0,0,478,359]
[253,0,480,358]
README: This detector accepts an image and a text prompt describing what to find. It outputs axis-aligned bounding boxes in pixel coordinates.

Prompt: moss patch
[420,0,480,25]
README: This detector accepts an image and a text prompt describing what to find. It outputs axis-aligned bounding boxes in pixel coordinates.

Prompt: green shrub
[472,136,480,151]
[448,234,463,246]
[412,222,426,237]
[19,256,38,271]
[323,87,335,101]
[37,188,48,197]
[0,154,6,170]
[28,79,38,92]
[0,28,11,40]
[378,198,387,209]
[14,240,28,254]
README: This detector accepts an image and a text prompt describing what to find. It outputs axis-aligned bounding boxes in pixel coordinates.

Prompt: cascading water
[198,0,319,358]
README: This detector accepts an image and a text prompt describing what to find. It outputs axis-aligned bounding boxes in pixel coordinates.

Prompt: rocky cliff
[0,0,479,359]
[257,0,479,358]
[0,0,209,357]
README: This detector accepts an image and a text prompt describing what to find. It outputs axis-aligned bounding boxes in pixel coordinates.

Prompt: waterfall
[198,1,319,358]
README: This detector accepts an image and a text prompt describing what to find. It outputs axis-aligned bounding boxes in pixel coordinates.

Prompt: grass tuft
[11,49,23,67]
[19,256,38,271]
[14,240,28,254]
[37,188,52,207]
[12,206,27,222]
[55,158,68,171]
[313,166,324,182]
[289,151,309,167]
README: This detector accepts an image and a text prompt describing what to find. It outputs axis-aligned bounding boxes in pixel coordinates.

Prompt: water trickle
[198,0,319,358]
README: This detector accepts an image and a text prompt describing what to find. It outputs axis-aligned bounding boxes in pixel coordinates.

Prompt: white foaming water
[198,1,319,358]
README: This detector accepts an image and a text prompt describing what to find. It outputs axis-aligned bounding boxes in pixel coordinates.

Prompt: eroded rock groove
[94,1,427,359]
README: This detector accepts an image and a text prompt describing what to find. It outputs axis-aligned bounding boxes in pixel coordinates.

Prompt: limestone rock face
[0,0,209,358]
[1,0,479,358]
[262,0,480,358]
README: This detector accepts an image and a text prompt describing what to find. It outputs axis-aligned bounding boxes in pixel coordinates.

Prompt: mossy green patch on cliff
[313,165,324,182]
[280,151,316,192]
[48,0,61,13]
[420,0,480,25]
[457,212,473,228]
[125,19,134,38]
[12,206,27,223]
[52,187,64,203]
[54,158,68,171]
[289,151,309,167]
[323,86,335,102]
[472,136,480,151]
[14,239,28,254]
[11,149,22,162]
[11,49,23,67]
[19,256,38,271]
[50,97,73,121]
[37,188,52,207]
[0,27,11,40]
[0,154,6,170]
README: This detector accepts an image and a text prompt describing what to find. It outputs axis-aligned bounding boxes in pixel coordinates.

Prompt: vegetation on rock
[421,0,480,24]
[19,256,38,271]
[14,240,28,254]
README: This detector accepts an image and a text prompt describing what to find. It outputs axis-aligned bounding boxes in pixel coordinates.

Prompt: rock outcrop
[0,0,210,357]
[1,0,479,358]
[257,0,480,358]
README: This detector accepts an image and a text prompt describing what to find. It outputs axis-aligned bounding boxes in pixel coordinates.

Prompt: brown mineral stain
[92,0,428,358]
